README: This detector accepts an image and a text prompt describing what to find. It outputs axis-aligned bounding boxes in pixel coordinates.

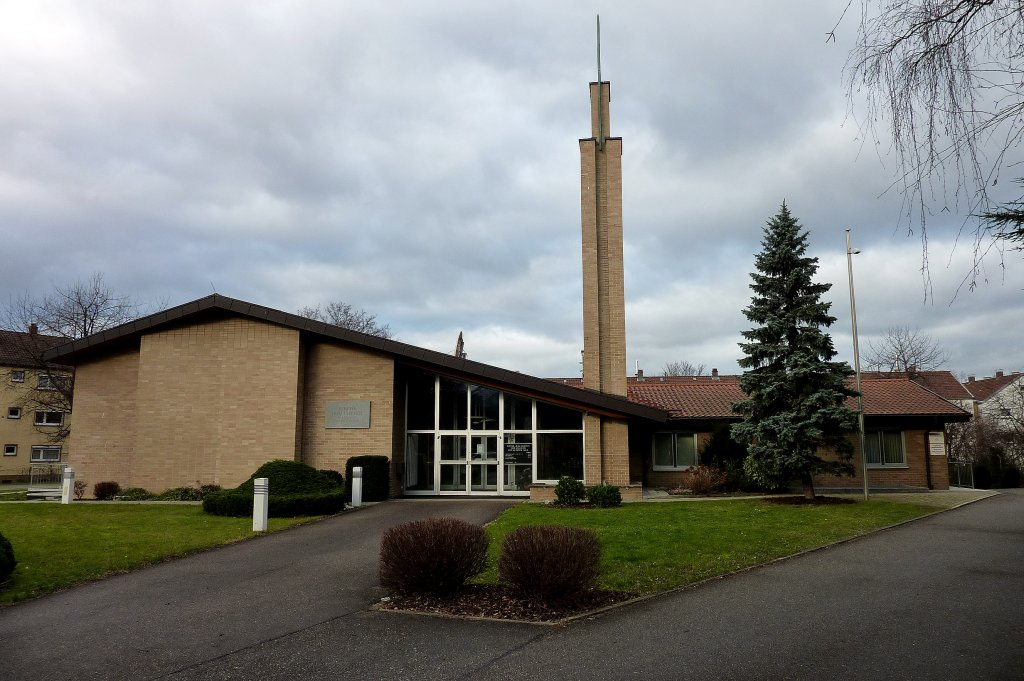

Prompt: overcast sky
[2,1,1022,380]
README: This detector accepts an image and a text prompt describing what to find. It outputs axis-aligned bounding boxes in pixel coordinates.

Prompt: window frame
[11,370,25,383]
[36,374,55,390]
[3,444,16,457]
[7,407,22,420]
[34,411,64,427]
[865,430,907,468]
[30,446,61,463]
[652,432,699,471]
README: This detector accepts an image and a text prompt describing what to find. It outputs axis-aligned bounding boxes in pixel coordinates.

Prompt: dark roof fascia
[865,412,971,429]
[44,294,667,423]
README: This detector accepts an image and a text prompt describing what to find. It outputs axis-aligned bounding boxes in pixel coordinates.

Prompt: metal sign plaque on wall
[325,400,371,429]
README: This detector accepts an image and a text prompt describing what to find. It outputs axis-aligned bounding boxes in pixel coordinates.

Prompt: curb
[371,491,1002,626]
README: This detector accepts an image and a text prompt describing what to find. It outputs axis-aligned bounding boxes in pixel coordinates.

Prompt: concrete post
[351,466,363,508]
[253,477,269,532]
[60,467,74,505]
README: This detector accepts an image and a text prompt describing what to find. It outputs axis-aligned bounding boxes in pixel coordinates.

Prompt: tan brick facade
[814,430,949,491]
[68,318,306,493]
[300,342,397,488]
[67,350,138,487]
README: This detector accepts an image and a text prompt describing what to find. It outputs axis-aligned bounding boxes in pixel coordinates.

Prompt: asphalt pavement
[2,492,1021,681]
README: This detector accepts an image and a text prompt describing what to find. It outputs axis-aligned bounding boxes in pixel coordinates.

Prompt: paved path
[4,492,1022,680]
[0,499,518,681]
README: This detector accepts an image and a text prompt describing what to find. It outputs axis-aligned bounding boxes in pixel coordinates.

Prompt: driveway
[0,499,519,681]
[3,492,1022,680]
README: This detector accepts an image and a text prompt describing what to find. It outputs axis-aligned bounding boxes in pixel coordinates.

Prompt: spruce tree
[731,203,859,499]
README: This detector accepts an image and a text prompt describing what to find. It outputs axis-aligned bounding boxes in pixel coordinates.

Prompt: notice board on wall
[927,431,946,457]
[326,400,371,429]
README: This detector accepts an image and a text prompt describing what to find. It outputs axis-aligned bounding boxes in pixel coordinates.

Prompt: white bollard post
[60,467,75,505]
[253,477,269,532]
[351,466,363,508]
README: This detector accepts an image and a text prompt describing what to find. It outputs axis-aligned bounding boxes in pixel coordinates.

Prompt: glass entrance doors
[438,434,498,494]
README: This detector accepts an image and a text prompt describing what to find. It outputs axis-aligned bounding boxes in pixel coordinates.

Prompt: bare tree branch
[844,0,1024,291]
[662,360,707,376]
[863,324,950,372]
[297,301,394,339]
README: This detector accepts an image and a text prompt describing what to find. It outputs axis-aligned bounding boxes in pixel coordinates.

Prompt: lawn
[479,498,935,594]
[0,504,321,606]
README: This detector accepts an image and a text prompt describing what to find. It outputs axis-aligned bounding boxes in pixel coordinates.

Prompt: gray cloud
[1,1,1020,380]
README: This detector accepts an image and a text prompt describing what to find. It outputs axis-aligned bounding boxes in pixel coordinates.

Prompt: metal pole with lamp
[846,229,869,501]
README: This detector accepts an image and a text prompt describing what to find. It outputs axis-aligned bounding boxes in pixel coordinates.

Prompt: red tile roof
[550,374,969,420]
[861,370,974,401]
[965,372,1024,400]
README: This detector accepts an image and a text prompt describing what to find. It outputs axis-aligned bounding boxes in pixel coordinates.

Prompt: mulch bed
[375,584,639,623]
[762,495,856,505]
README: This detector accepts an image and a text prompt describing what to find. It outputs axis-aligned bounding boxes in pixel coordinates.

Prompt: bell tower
[579,18,629,486]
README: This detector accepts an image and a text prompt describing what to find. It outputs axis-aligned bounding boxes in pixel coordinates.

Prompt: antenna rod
[596,14,605,150]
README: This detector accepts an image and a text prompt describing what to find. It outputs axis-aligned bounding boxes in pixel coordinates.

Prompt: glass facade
[404,369,585,495]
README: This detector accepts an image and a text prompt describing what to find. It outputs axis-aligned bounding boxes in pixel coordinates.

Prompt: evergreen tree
[731,203,859,499]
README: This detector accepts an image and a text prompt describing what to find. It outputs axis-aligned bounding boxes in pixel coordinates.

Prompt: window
[865,431,905,466]
[37,374,54,390]
[3,445,15,457]
[653,433,698,470]
[34,411,64,426]
[11,370,25,383]
[30,446,61,463]
[7,407,21,420]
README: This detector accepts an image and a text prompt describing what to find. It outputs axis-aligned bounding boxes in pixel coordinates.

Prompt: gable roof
[964,372,1023,401]
[0,329,67,368]
[44,294,666,422]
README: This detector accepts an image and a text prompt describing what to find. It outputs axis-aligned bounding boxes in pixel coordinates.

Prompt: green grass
[480,499,935,594]
[0,504,322,606]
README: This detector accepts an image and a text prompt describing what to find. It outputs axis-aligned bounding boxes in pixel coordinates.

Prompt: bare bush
[379,517,488,595]
[679,466,729,495]
[498,526,601,603]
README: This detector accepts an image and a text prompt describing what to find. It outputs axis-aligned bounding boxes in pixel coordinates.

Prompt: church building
[44,78,968,497]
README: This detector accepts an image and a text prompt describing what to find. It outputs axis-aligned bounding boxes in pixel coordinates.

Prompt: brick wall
[131,318,302,490]
[815,430,949,491]
[66,350,139,490]
[299,342,395,492]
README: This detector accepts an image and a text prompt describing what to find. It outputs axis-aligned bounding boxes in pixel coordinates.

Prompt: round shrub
[236,460,342,496]
[345,456,391,501]
[499,525,601,603]
[586,483,622,508]
[0,531,15,584]
[118,487,155,501]
[202,460,345,517]
[554,476,586,505]
[379,517,488,595]
[93,481,121,501]
[319,469,344,488]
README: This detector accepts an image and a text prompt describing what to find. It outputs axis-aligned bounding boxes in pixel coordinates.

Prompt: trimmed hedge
[0,531,14,584]
[203,459,345,517]
[345,456,391,502]
[203,489,345,517]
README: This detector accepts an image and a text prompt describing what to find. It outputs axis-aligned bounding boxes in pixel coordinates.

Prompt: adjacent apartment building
[0,328,69,483]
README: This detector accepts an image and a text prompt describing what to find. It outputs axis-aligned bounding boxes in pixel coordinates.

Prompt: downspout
[923,427,933,490]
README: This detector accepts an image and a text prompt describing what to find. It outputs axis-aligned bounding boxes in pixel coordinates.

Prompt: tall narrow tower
[578,30,630,488]
[580,80,626,397]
